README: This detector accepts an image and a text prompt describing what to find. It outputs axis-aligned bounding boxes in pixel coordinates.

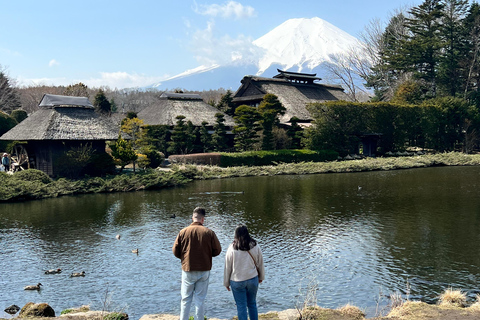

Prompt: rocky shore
[4,301,480,320]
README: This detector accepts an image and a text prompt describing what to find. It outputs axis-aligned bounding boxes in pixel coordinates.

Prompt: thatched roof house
[0,94,120,176]
[232,69,351,123]
[138,92,235,127]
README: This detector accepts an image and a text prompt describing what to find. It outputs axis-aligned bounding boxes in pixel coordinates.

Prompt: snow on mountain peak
[253,17,360,74]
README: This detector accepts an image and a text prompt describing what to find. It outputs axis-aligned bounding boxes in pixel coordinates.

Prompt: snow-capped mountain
[148,17,361,91]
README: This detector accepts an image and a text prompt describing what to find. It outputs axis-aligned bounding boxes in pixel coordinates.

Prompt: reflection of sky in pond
[2,166,480,319]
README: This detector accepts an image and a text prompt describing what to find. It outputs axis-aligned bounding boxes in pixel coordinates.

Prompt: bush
[169,153,222,166]
[219,149,338,167]
[82,153,116,176]
[144,149,165,168]
[12,169,52,184]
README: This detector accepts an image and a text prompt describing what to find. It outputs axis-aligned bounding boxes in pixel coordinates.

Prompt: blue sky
[0,0,424,89]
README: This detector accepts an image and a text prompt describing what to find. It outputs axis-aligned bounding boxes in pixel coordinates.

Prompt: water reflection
[2,167,480,319]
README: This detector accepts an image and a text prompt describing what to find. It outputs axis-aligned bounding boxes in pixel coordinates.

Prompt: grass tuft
[438,288,467,307]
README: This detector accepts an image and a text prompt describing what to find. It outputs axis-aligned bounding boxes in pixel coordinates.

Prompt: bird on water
[24,283,42,290]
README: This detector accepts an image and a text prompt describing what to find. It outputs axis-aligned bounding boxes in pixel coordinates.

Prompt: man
[2,153,10,172]
[173,207,222,320]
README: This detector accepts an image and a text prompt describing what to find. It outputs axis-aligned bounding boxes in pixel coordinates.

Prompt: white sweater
[224,243,265,287]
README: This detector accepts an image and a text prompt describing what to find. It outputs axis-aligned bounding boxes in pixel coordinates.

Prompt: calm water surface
[2,166,480,319]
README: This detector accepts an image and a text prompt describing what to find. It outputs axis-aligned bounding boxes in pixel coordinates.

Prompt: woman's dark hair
[233,225,257,251]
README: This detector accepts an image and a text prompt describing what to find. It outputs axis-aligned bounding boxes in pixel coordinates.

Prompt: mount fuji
[147,17,362,91]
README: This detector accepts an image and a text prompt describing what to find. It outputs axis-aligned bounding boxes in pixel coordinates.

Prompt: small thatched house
[0,94,120,176]
[138,92,234,127]
[232,69,351,124]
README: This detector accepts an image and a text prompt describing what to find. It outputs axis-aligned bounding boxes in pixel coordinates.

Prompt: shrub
[103,312,128,320]
[219,149,338,167]
[82,153,116,176]
[12,169,52,184]
[169,153,222,166]
[144,149,165,168]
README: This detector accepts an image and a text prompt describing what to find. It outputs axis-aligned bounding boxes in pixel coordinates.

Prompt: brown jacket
[172,222,222,271]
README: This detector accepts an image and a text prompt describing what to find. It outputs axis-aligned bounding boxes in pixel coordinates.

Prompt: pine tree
[438,0,470,96]
[258,94,286,150]
[199,121,212,152]
[110,98,118,112]
[404,0,445,97]
[93,89,112,115]
[463,3,480,104]
[286,117,303,149]
[168,115,195,154]
[211,113,228,151]
[0,69,21,113]
[233,105,262,151]
[216,90,236,116]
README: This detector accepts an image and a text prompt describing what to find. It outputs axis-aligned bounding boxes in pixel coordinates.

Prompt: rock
[19,302,55,317]
[4,305,20,315]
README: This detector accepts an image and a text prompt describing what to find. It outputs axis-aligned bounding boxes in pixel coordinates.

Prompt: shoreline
[3,152,480,202]
[5,302,480,320]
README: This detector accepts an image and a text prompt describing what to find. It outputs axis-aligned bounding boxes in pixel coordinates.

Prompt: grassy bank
[2,152,480,202]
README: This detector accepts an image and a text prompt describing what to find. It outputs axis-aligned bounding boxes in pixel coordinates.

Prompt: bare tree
[0,65,22,113]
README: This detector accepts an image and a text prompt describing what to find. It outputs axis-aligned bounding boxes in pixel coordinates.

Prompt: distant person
[2,153,10,172]
[172,207,222,320]
[224,225,265,320]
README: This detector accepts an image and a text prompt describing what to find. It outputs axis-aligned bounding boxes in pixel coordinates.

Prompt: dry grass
[337,304,365,319]
[438,288,467,308]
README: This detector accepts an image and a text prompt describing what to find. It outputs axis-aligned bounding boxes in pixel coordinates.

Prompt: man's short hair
[193,207,206,219]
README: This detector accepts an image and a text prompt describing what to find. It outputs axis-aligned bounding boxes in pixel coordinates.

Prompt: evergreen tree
[0,69,21,113]
[110,136,137,173]
[258,94,286,150]
[145,125,170,156]
[186,120,199,153]
[216,90,236,116]
[286,117,304,149]
[93,89,112,115]
[233,105,262,152]
[211,113,228,151]
[10,109,28,123]
[463,3,480,104]
[404,0,445,97]
[110,98,118,112]
[438,0,470,96]
[168,115,195,154]
[366,12,410,100]
[199,121,212,152]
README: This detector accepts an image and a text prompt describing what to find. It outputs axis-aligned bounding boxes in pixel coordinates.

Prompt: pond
[2,166,480,319]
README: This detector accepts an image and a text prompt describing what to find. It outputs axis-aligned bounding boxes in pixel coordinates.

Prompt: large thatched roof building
[232,69,351,123]
[0,94,120,176]
[138,92,234,127]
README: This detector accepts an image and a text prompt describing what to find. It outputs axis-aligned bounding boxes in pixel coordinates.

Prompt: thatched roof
[0,95,119,141]
[138,93,234,127]
[232,73,351,123]
[39,94,94,108]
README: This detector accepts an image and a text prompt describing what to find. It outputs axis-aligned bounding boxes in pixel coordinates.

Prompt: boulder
[19,302,55,317]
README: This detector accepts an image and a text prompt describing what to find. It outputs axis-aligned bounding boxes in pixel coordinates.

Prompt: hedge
[218,149,338,167]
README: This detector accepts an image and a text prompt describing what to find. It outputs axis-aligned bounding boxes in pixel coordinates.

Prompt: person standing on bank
[224,225,265,320]
[173,207,222,320]
[2,153,10,172]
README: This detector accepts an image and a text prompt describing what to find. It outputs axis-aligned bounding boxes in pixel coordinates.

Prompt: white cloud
[194,1,256,20]
[190,20,263,67]
[48,59,59,67]
[18,72,168,89]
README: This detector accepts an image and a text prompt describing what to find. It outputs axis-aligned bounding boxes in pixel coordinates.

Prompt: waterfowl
[116,234,121,240]
[170,214,176,218]
[132,248,139,254]
[4,305,20,315]
[70,271,86,277]
[24,283,42,290]
[45,268,62,274]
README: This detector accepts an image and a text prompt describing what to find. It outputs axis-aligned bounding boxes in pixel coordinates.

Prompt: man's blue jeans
[230,276,259,320]
[180,270,210,320]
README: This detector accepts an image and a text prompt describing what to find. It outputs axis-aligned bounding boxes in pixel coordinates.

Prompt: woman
[224,225,265,320]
